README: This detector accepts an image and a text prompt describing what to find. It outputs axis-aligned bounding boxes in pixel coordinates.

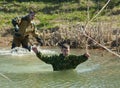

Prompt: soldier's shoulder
[13,16,22,20]
[21,15,28,20]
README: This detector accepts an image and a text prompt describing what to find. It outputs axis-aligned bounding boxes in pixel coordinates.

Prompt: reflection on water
[0,48,120,88]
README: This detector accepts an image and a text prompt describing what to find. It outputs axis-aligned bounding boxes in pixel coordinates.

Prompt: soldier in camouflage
[11,11,43,51]
[32,43,90,71]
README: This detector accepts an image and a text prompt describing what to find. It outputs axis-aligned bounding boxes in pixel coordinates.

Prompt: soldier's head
[60,43,70,56]
[28,11,35,20]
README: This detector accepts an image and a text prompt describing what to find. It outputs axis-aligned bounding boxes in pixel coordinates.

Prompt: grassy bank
[1,0,120,30]
[0,1,120,53]
[0,1,86,30]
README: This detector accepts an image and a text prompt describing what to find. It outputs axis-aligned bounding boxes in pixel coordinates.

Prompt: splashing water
[0,47,58,56]
[76,63,100,73]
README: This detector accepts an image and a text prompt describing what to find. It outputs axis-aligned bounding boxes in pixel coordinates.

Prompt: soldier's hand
[84,53,90,58]
[32,46,38,54]
[15,25,19,32]
[35,37,43,46]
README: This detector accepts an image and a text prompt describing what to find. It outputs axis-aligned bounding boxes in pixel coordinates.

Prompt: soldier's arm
[12,17,21,27]
[77,54,89,63]
[12,17,22,32]
[69,53,89,65]
[31,22,43,45]
[32,46,57,64]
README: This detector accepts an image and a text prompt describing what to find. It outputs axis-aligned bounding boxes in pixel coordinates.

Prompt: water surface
[0,47,119,88]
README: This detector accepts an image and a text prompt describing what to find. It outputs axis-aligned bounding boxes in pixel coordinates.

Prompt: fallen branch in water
[83,32,120,58]
[0,73,12,82]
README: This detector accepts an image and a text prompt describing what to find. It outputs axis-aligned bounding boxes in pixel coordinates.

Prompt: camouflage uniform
[36,52,88,71]
[11,15,41,51]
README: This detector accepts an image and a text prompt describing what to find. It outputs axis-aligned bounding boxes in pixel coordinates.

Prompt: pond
[0,47,120,88]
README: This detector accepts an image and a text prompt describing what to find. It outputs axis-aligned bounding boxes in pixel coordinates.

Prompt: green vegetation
[0,0,120,30]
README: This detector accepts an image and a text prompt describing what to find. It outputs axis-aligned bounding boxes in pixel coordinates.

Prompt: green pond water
[0,47,120,88]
